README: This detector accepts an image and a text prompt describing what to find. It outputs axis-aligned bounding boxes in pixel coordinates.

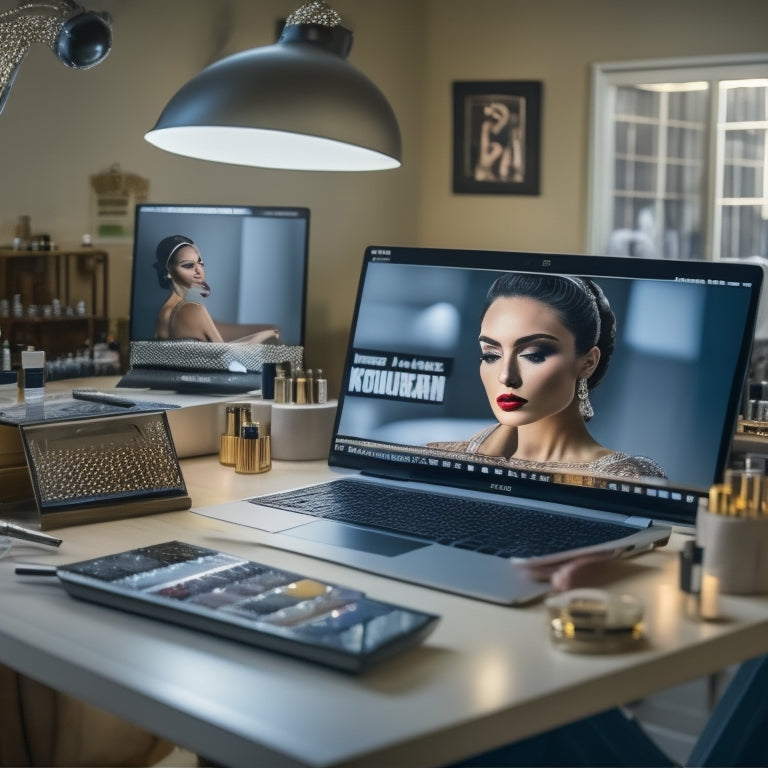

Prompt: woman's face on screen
[478,296,596,426]
[169,245,207,291]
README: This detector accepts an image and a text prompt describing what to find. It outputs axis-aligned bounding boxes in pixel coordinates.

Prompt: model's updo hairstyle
[152,235,196,290]
[482,272,616,391]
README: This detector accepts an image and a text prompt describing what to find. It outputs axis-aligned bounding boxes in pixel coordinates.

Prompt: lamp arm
[0,0,111,116]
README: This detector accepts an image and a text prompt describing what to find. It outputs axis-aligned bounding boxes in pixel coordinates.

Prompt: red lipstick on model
[496,394,527,411]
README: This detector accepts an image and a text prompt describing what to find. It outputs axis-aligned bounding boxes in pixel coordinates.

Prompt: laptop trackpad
[284,520,428,557]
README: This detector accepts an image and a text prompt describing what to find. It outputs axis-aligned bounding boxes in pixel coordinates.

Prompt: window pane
[665,161,704,196]
[668,88,708,122]
[616,86,659,118]
[725,85,766,122]
[720,204,768,258]
[723,161,761,197]
[614,159,657,193]
[667,126,705,161]
[604,83,709,259]
[724,128,763,162]
[664,200,702,260]
[717,81,768,259]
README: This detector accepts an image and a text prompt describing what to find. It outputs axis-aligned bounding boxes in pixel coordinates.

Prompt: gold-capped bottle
[220,403,251,466]
[235,421,271,474]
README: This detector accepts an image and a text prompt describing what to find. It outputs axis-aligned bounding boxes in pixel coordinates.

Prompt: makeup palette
[55,541,440,672]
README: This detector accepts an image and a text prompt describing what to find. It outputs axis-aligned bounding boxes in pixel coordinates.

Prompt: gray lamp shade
[145,24,402,172]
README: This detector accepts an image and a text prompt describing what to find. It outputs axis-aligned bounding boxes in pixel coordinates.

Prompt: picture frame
[452,80,542,195]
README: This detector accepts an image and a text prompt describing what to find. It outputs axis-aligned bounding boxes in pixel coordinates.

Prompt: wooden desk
[2,455,768,767]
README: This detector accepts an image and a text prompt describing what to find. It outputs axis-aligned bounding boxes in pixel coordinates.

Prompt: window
[588,55,768,261]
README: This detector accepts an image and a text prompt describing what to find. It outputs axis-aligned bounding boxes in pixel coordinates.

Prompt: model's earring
[578,378,594,420]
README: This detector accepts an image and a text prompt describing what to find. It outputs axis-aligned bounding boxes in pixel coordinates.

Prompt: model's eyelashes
[479,343,558,366]
[176,260,204,270]
[518,344,558,364]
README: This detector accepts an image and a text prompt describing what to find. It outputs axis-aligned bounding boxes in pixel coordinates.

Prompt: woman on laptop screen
[428,272,666,479]
[153,234,280,344]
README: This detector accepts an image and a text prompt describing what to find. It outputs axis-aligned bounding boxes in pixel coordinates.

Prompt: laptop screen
[329,246,763,526]
[128,204,309,346]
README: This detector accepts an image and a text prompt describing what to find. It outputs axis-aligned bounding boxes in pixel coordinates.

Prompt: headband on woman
[565,276,601,346]
[165,240,200,271]
[154,234,199,275]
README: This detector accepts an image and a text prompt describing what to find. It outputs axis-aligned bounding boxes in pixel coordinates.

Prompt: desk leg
[687,653,768,767]
[448,707,674,767]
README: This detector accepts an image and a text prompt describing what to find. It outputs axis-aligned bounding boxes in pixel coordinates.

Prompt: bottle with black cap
[235,421,271,474]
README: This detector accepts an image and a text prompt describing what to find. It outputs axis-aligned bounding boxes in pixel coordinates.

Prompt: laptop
[195,246,763,604]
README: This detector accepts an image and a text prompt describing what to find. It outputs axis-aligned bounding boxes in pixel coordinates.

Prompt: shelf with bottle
[0,246,110,366]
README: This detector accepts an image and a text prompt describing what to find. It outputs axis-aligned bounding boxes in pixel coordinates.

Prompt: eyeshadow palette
[55,541,440,672]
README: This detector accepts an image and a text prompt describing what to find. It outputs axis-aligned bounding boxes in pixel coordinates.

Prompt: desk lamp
[145,1,402,171]
[0,0,112,115]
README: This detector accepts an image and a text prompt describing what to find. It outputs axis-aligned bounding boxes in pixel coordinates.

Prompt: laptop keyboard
[249,480,637,559]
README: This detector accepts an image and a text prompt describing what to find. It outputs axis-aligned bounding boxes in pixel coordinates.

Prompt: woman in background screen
[428,272,666,479]
[153,235,279,343]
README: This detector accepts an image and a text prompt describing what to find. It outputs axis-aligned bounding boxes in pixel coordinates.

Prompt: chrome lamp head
[145,1,402,172]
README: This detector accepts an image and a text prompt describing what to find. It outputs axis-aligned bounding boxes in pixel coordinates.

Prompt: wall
[1,0,767,392]
[418,0,768,254]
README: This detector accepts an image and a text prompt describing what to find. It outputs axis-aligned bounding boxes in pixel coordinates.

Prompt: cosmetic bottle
[274,369,286,403]
[295,369,308,404]
[1,339,10,371]
[220,403,251,466]
[261,362,277,400]
[679,539,703,620]
[277,369,295,404]
[21,350,45,403]
[314,368,328,404]
[235,421,271,474]
[0,370,17,404]
[305,369,315,404]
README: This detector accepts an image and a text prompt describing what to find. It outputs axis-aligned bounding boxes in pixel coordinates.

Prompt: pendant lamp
[145,1,401,171]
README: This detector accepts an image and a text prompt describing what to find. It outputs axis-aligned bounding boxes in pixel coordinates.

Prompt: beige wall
[418,0,768,254]
[1,0,766,392]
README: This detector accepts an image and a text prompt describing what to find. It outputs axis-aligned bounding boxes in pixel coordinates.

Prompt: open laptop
[195,246,763,604]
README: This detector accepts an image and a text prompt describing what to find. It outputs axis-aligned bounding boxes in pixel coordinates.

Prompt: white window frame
[587,53,768,260]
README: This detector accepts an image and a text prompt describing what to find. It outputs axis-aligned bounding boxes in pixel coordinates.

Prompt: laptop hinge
[361,469,412,481]
[626,516,654,528]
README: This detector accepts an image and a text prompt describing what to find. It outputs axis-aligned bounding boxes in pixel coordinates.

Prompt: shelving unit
[0,247,109,361]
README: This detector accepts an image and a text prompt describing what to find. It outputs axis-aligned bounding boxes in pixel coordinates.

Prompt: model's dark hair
[482,272,616,390]
[153,235,195,290]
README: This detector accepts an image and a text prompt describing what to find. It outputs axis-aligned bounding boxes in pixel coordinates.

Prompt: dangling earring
[578,378,593,420]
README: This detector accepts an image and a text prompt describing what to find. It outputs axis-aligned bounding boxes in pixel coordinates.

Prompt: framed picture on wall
[452,80,542,195]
